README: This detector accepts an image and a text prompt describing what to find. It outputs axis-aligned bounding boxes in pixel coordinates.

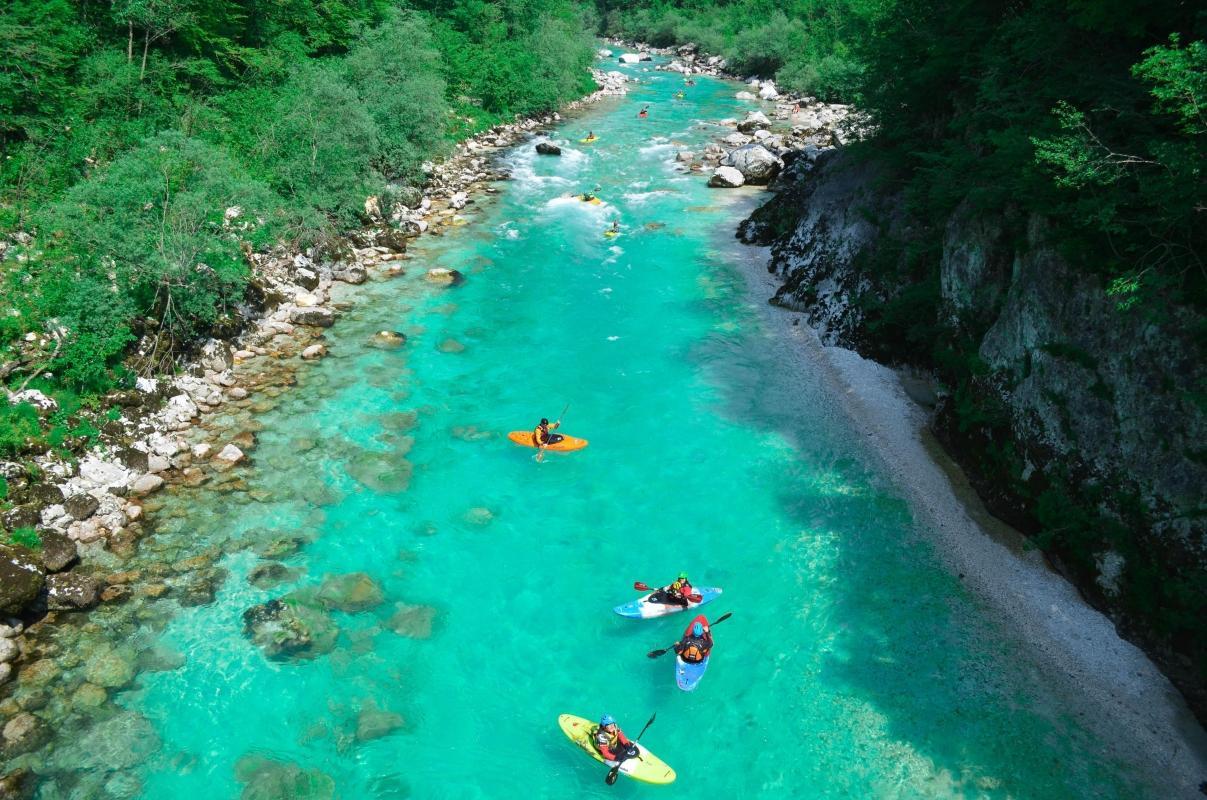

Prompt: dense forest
[0,0,598,452]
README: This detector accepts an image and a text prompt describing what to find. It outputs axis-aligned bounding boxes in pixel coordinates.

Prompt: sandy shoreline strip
[726,224,1207,798]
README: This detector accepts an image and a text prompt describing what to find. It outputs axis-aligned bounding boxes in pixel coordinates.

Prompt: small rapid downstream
[22,58,1169,798]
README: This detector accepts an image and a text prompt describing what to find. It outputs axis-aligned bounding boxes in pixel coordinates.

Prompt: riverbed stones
[535,141,561,156]
[248,561,297,590]
[437,338,465,354]
[215,444,245,465]
[130,473,165,496]
[424,268,464,286]
[300,344,326,361]
[0,546,44,615]
[235,755,335,800]
[387,603,436,639]
[46,572,101,610]
[369,331,407,350]
[83,644,136,688]
[37,530,78,572]
[355,702,404,742]
[62,492,99,523]
[332,265,368,285]
[737,111,771,132]
[2,712,48,755]
[315,573,384,612]
[708,166,746,188]
[289,307,335,328]
[723,144,783,184]
[59,710,160,771]
[242,595,339,660]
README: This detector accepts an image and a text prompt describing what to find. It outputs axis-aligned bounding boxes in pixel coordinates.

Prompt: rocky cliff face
[742,150,1207,717]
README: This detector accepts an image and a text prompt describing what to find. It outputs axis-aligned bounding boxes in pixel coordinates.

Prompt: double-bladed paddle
[647,612,732,659]
[632,581,703,604]
[604,712,657,786]
[535,403,570,463]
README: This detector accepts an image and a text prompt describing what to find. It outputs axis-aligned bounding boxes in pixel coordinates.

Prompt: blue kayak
[613,587,722,619]
[674,613,712,691]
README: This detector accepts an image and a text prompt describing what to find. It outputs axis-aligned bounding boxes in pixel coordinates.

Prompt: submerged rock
[535,141,561,156]
[59,711,161,771]
[242,594,339,660]
[387,603,436,639]
[345,454,412,493]
[355,701,405,742]
[235,755,335,800]
[248,561,298,590]
[83,644,137,688]
[369,331,407,350]
[315,573,384,613]
[436,338,465,354]
[424,268,464,287]
[2,712,48,756]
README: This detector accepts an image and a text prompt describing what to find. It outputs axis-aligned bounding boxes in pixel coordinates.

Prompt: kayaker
[534,417,563,447]
[655,572,693,606]
[674,620,713,663]
[585,131,596,141]
[609,221,620,235]
[637,106,649,119]
[594,714,637,767]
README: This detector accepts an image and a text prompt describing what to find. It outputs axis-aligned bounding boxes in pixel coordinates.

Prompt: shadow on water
[688,235,1148,798]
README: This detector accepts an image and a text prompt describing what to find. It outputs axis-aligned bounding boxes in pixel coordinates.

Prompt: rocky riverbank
[0,66,629,790]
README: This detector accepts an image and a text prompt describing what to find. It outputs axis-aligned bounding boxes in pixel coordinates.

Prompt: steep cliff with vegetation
[606,1,1207,714]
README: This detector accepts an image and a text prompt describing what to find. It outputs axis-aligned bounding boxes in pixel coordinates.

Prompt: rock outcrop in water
[739,148,1207,718]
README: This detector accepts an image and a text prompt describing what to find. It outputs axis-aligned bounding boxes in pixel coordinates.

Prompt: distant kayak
[675,614,711,692]
[614,587,722,619]
[558,714,676,784]
[507,431,589,452]
[579,137,597,144]
[603,229,619,238]
[576,194,603,205]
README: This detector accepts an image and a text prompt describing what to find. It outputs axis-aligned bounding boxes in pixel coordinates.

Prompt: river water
[26,57,1158,799]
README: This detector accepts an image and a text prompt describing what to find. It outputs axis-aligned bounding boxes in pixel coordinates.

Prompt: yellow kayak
[603,229,619,238]
[557,714,676,784]
[508,432,589,452]
[576,195,603,205]
[580,137,598,144]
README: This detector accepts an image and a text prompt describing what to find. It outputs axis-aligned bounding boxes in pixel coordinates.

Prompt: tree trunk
[127,21,133,63]
[140,30,150,82]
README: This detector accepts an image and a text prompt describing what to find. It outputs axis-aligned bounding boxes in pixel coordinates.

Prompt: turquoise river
[29,57,1166,798]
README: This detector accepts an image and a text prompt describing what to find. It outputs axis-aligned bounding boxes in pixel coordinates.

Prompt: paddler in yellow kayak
[594,715,637,768]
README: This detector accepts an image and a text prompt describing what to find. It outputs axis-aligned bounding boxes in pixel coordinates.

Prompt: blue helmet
[692,622,704,637]
[600,714,615,727]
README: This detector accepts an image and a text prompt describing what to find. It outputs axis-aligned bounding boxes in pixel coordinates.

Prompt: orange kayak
[507,432,589,452]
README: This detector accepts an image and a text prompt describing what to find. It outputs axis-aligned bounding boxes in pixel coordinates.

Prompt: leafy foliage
[2,0,599,405]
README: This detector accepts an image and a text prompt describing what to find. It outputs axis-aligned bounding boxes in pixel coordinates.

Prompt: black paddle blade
[646,648,669,659]
[605,767,620,785]
[712,612,733,625]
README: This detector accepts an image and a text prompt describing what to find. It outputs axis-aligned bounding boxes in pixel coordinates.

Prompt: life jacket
[533,424,549,444]
[668,578,691,597]
[594,726,629,758]
[679,635,710,663]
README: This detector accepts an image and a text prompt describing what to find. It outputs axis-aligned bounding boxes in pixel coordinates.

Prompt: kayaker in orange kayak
[534,417,563,447]
[637,106,649,119]
[674,620,713,663]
